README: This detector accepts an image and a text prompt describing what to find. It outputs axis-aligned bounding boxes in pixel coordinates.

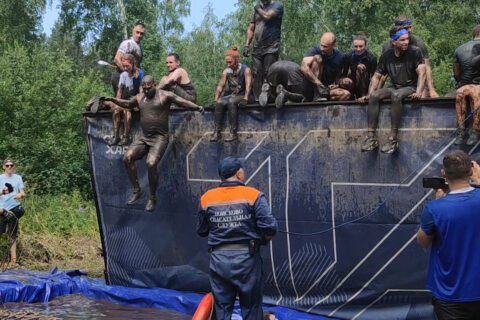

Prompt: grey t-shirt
[117,38,143,67]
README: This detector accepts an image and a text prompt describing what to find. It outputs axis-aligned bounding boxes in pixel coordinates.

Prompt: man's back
[454,39,480,87]
[422,188,480,302]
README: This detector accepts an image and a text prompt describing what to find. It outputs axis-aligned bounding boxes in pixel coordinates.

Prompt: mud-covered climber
[197,156,277,320]
[210,46,253,143]
[103,75,204,212]
[111,22,145,95]
[359,26,426,154]
[0,158,26,265]
[258,60,313,108]
[347,32,377,99]
[103,53,144,146]
[243,0,283,100]
[380,16,438,98]
[301,32,352,101]
[452,25,480,146]
[157,53,197,103]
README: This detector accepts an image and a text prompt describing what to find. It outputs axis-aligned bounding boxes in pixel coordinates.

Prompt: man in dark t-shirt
[243,0,283,100]
[259,60,313,108]
[105,76,204,211]
[381,16,438,98]
[301,32,352,101]
[358,27,425,154]
[347,32,377,99]
[452,25,480,145]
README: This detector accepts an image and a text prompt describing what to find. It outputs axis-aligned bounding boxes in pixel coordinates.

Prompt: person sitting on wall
[210,46,253,143]
[358,26,426,154]
[102,75,204,211]
[300,32,352,101]
[452,25,480,145]
[258,60,314,108]
[380,15,438,98]
[157,53,197,103]
[347,32,377,99]
[103,53,144,146]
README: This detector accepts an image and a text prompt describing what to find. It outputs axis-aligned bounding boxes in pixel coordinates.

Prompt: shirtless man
[105,76,204,211]
[301,32,352,101]
[157,53,197,103]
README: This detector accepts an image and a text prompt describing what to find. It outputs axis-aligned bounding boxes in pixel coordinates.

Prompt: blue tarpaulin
[0,268,335,319]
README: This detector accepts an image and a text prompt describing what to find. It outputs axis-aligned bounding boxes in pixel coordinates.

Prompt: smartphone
[422,177,448,189]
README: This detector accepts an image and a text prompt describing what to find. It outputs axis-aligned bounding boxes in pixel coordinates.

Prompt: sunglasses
[4,164,14,168]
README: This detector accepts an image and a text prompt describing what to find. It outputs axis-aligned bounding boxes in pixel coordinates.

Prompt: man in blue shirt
[0,158,26,265]
[197,157,277,320]
[417,150,480,319]
[301,32,352,101]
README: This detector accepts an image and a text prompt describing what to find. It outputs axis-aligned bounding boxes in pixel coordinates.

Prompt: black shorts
[0,205,25,237]
[433,297,480,320]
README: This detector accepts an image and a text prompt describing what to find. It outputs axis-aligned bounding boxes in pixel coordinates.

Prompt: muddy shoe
[381,136,399,154]
[259,83,270,106]
[108,134,121,146]
[145,197,156,212]
[119,134,131,146]
[275,84,286,109]
[209,131,221,142]
[361,135,379,152]
[224,132,238,142]
[466,129,480,146]
[127,190,143,205]
[90,95,101,113]
[454,129,469,145]
[314,85,329,101]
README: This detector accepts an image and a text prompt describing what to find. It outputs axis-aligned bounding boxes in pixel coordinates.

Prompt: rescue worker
[197,157,277,320]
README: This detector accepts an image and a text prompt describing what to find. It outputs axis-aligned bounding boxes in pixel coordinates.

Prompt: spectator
[210,46,253,143]
[417,150,480,320]
[359,26,425,154]
[243,0,283,100]
[301,32,352,101]
[0,158,26,265]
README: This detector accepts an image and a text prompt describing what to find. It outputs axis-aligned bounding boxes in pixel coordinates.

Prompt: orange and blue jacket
[197,181,277,246]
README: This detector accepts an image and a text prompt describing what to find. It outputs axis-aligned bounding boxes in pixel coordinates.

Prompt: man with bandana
[104,76,204,211]
[347,32,377,99]
[381,16,438,98]
[358,26,426,154]
[301,32,352,101]
[197,157,277,320]
[243,0,283,100]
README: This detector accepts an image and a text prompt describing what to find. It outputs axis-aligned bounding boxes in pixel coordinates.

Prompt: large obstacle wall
[84,99,475,320]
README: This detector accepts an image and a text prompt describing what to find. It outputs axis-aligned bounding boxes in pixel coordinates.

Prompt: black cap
[218,157,244,180]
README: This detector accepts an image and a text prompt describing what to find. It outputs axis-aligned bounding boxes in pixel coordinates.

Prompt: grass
[0,190,104,277]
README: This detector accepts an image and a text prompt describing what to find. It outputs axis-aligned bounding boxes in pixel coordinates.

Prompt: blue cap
[218,157,244,180]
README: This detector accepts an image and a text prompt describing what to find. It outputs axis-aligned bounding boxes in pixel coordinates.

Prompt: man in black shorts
[358,27,425,154]
[105,76,204,211]
[347,32,377,99]
[259,60,313,108]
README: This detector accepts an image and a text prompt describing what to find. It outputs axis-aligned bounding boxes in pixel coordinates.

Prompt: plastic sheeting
[84,100,472,319]
[0,268,334,319]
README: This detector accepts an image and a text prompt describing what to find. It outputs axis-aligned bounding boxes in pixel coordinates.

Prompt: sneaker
[127,190,143,204]
[259,83,270,106]
[314,85,329,101]
[108,134,121,146]
[119,134,131,146]
[275,84,286,109]
[361,135,379,152]
[224,132,238,142]
[466,129,480,146]
[454,129,469,145]
[209,131,221,142]
[381,137,399,154]
[145,197,156,212]
[90,95,101,113]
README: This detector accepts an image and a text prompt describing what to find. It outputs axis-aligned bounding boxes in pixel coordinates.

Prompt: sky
[42,0,237,37]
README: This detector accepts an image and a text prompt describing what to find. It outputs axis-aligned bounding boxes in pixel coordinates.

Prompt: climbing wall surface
[85,100,473,320]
